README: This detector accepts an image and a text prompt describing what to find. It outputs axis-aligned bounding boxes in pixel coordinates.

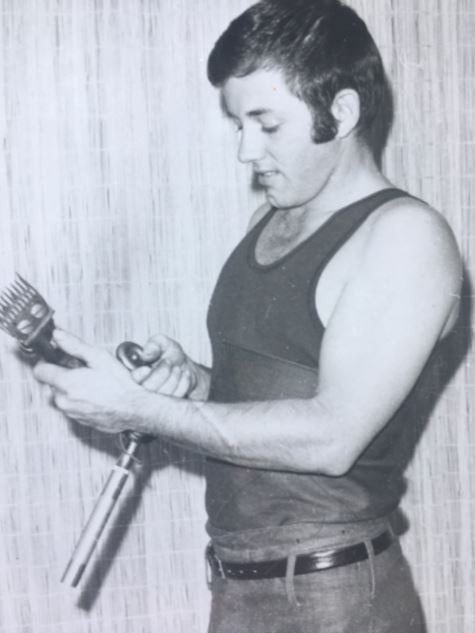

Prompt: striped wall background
[0,1,473,631]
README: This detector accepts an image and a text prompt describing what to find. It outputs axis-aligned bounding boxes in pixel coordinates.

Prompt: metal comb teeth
[0,274,53,341]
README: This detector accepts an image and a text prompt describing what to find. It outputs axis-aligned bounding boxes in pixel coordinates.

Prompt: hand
[130,334,199,398]
[33,329,148,434]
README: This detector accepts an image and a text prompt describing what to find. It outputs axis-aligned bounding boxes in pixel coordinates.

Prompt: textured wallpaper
[0,1,473,632]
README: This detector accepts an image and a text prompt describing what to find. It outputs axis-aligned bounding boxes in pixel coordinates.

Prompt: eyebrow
[223,104,275,121]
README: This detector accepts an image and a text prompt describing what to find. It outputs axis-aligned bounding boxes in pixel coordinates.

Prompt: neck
[299,139,392,222]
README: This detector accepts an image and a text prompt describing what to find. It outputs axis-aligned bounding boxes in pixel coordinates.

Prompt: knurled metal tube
[61,437,140,587]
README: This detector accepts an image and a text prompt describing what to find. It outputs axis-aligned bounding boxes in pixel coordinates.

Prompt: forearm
[127,392,340,475]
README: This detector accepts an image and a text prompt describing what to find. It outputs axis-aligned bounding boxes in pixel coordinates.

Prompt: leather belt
[207,530,393,580]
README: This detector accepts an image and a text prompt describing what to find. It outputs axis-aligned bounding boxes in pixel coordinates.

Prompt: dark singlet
[205,188,415,541]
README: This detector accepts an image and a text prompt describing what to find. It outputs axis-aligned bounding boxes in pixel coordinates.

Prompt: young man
[34,1,461,631]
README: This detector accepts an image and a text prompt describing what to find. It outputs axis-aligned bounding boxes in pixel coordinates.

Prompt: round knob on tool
[115,341,147,370]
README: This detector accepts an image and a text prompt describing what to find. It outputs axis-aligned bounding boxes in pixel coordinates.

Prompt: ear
[331,89,361,138]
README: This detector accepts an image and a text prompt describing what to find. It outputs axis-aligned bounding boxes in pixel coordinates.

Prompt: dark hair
[207,0,391,148]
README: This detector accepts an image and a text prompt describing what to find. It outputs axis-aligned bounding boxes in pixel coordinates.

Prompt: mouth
[255,170,279,184]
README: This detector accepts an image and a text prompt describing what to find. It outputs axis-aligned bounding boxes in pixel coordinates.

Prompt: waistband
[207,529,394,580]
[208,516,393,562]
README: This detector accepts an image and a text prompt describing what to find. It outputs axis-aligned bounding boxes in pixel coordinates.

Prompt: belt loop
[206,544,225,586]
[364,538,376,600]
[285,551,300,607]
[205,545,213,589]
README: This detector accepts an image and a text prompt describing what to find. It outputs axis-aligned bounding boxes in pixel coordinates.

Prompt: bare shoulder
[364,196,462,289]
[246,202,272,232]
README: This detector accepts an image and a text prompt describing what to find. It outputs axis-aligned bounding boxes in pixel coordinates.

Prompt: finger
[33,361,70,391]
[50,390,78,419]
[53,329,106,366]
[52,392,69,414]
[155,366,183,396]
[130,366,153,384]
[140,361,173,392]
[139,334,171,364]
[172,369,193,398]
[141,333,185,365]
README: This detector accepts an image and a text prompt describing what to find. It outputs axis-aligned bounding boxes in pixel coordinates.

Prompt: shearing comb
[0,274,84,368]
[0,274,153,587]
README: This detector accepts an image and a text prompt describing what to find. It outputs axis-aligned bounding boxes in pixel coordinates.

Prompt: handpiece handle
[28,334,85,368]
[60,436,141,587]
[61,340,153,587]
[21,322,85,369]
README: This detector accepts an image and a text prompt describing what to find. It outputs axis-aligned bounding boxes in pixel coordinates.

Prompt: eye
[261,124,280,134]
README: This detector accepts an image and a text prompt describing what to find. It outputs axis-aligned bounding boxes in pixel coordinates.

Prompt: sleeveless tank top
[205,188,415,541]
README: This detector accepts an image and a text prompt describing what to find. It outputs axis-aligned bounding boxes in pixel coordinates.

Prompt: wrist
[126,388,192,441]
[122,388,164,435]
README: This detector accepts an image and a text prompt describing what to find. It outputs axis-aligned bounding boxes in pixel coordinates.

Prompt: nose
[237,128,265,164]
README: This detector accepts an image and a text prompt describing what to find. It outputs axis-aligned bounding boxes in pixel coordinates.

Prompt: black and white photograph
[0,1,473,632]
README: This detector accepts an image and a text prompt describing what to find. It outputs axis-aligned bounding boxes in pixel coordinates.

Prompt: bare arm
[34,202,461,476]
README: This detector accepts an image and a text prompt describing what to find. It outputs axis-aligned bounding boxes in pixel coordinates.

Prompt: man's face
[221,68,340,210]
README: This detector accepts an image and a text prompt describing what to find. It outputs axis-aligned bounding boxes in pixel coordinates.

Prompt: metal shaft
[62,340,152,587]
[61,436,141,587]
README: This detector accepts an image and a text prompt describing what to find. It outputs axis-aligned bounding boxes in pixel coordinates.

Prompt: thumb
[139,335,170,363]
[53,329,104,366]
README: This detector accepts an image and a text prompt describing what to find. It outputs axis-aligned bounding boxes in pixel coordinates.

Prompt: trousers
[207,533,426,633]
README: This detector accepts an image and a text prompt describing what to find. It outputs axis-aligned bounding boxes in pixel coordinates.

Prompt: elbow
[312,442,358,477]
[323,459,354,477]
[298,398,358,476]
[318,460,351,478]
[306,400,363,476]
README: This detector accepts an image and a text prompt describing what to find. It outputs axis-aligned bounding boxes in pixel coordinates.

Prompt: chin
[265,190,290,209]
[266,193,302,211]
